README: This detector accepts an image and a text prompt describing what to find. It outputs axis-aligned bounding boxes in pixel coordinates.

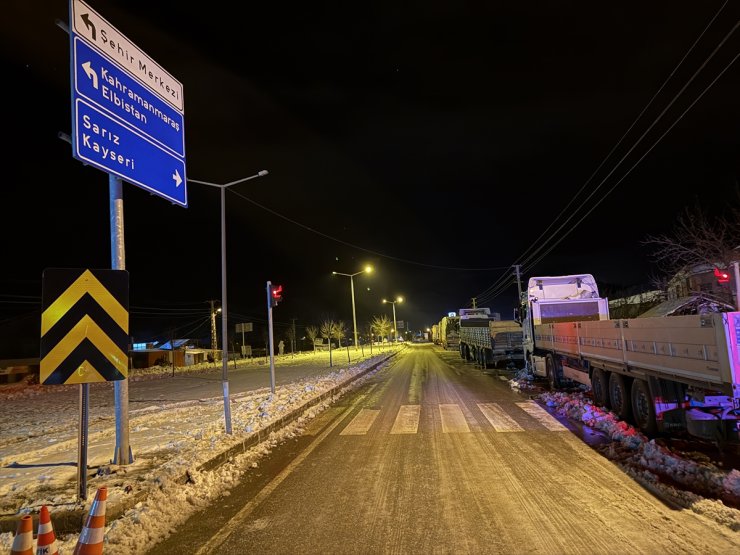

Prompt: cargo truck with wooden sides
[520,273,740,442]
[458,308,524,370]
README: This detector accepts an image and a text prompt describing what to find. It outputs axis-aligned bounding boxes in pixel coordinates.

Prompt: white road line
[340,408,380,435]
[477,403,524,432]
[195,394,368,555]
[439,404,470,433]
[390,405,421,434]
[516,401,569,431]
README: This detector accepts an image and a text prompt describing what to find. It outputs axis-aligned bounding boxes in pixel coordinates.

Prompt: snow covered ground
[1,349,739,554]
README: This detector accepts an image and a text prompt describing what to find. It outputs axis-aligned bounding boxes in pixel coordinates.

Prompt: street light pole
[390,302,397,343]
[189,170,269,434]
[383,296,403,344]
[332,266,372,350]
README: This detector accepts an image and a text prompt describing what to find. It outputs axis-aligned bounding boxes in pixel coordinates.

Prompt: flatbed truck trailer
[522,274,740,441]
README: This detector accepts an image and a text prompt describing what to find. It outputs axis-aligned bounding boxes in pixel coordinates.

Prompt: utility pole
[513,264,523,303]
[291,317,298,354]
[209,300,219,352]
[471,297,477,309]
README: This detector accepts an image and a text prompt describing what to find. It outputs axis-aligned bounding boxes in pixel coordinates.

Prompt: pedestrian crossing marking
[439,404,470,433]
[477,403,524,432]
[390,405,421,434]
[515,401,569,431]
[340,409,380,435]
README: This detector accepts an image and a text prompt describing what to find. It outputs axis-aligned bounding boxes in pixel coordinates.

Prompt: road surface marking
[516,401,569,431]
[439,404,470,433]
[340,408,380,435]
[195,393,368,555]
[390,405,421,434]
[477,403,524,432]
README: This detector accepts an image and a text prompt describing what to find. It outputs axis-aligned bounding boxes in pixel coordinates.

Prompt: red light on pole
[271,284,283,306]
[714,268,730,284]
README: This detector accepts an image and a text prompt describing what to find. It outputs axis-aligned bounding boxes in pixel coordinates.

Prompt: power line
[470,7,738,308]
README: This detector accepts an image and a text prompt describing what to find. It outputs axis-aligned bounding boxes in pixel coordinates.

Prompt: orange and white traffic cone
[73,486,107,555]
[10,514,34,555]
[36,505,59,555]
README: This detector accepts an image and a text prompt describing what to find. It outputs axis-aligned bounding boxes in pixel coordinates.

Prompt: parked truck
[458,308,524,369]
[521,273,740,441]
[438,315,460,351]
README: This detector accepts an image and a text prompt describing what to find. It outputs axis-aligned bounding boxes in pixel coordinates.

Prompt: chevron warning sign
[40,268,129,385]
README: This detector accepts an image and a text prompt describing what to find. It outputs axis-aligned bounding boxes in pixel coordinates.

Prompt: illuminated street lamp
[333,265,373,349]
[210,305,222,351]
[382,296,403,343]
[189,170,269,434]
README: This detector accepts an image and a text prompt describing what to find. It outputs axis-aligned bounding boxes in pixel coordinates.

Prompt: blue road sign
[69,0,186,207]
[74,98,187,206]
[73,37,184,157]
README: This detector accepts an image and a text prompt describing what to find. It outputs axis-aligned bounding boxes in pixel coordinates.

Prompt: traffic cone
[73,486,107,555]
[10,514,33,555]
[36,505,59,555]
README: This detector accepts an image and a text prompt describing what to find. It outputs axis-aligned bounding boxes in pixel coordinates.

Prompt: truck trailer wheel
[591,368,610,409]
[630,379,657,435]
[608,373,632,422]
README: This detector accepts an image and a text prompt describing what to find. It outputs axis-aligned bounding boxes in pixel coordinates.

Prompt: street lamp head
[332,271,338,275]
[258,170,269,177]
[364,265,373,274]
[382,299,388,304]
[397,296,404,303]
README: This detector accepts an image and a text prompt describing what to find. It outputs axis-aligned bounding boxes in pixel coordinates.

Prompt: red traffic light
[270,284,283,307]
[714,268,730,284]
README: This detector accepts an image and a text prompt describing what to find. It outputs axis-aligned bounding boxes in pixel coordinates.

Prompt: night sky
[1,1,739,357]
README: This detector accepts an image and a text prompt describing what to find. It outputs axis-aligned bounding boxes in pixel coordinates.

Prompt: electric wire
[470,8,738,308]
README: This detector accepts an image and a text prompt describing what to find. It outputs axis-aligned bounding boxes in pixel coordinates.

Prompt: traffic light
[714,268,730,284]
[270,284,283,307]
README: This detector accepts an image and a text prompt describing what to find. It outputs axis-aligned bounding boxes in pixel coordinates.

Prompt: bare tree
[370,315,392,343]
[285,325,296,353]
[643,200,740,277]
[320,319,338,367]
[320,319,337,344]
[305,325,319,353]
[333,320,347,347]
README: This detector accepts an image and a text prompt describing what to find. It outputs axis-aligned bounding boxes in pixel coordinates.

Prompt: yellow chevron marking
[64,360,106,384]
[41,269,128,336]
[40,315,128,382]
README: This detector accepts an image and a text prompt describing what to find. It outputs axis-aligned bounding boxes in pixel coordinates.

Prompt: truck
[520,273,740,442]
[458,308,524,370]
[431,324,440,345]
[438,315,460,351]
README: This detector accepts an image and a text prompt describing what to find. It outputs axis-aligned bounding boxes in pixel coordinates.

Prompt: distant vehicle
[458,307,523,369]
[438,315,460,351]
[520,273,740,442]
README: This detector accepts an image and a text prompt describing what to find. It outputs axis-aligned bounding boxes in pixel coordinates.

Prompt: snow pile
[0,355,390,554]
[537,389,740,504]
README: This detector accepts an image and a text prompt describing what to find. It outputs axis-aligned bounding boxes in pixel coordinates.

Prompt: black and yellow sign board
[40,268,129,385]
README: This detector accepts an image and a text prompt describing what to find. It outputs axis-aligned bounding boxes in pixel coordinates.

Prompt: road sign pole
[267,281,276,395]
[78,383,89,501]
[110,175,133,465]
[221,186,233,434]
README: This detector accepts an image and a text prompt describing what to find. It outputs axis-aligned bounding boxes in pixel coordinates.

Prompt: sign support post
[267,281,276,395]
[110,174,133,465]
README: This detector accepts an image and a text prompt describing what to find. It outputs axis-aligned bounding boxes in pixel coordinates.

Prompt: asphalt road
[146,343,740,554]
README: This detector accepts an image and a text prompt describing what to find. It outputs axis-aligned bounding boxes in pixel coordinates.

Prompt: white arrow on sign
[172,169,182,187]
[82,61,98,89]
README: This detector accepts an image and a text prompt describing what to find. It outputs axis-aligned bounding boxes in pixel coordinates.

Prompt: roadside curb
[0,349,401,535]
